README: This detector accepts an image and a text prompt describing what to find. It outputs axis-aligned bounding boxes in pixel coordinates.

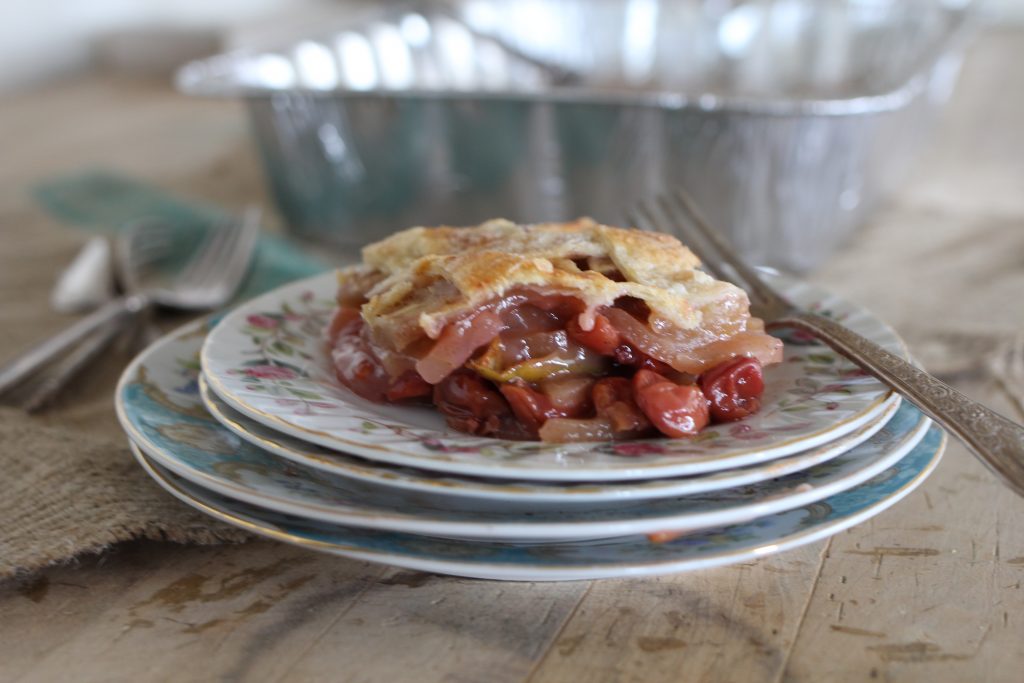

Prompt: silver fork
[18,218,197,411]
[630,189,1024,498]
[0,207,261,396]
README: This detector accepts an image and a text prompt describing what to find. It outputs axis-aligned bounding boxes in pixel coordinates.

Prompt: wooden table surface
[2,30,1023,683]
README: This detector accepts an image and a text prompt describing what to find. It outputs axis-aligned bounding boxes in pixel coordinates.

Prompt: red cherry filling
[329,291,772,441]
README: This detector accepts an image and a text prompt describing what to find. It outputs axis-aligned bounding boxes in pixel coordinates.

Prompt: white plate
[201,372,902,503]
[116,319,930,541]
[130,426,946,581]
[201,271,904,481]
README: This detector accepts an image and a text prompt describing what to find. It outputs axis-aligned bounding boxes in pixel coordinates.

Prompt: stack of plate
[116,272,945,581]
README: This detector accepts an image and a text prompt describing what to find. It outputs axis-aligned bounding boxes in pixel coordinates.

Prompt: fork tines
[628,189,790,316]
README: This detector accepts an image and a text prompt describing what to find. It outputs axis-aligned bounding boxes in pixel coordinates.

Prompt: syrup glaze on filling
[327,219,783,442]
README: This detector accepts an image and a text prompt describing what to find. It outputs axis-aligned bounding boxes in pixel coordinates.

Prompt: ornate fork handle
[774,311,1024,497]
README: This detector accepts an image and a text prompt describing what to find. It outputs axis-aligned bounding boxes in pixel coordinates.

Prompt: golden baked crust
[339,218,753,351]
[361,218,700,276]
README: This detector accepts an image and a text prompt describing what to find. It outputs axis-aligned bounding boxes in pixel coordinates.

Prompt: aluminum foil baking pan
[176,1,971,271]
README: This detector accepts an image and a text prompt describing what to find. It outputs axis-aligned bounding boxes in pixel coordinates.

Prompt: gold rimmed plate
[116,320,929,542]
[199,372,901,503]
[129,426,946,580]
[200,272,905,481]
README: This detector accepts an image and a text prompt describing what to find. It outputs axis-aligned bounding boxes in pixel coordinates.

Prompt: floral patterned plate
[200,372,901,504]
[201,272,906,481]
[116,319,930,541]
[130,426,946,580]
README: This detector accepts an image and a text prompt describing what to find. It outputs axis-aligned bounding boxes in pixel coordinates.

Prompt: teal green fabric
[34,171,329,300]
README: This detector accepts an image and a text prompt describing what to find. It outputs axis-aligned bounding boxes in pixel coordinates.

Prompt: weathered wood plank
[526,545,826,683]
[2,542,386,683]
[780,384,1024,682]
[273,569,588,683]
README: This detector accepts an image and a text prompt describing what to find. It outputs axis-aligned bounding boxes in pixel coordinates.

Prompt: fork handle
[774,312,1024,497]
[0,294,148,396]
[23,311,138,412]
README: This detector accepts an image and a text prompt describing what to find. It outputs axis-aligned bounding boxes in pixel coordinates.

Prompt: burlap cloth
[0,409,251,578]
[0,173,329,580]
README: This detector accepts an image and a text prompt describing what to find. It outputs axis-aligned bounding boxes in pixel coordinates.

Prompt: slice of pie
[327,218,783,442]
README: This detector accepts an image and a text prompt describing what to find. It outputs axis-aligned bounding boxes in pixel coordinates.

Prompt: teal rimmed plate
[130,426,946,581]
[117,320,928,541]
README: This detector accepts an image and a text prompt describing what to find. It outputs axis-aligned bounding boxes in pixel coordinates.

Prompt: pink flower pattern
[728,423,772,440]
[245,364,296,380]
[223,287,893,459]
[247,314,279,329]
[612,442,668,457]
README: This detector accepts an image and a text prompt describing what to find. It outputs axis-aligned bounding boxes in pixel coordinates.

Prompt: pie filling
[328,287,783,442]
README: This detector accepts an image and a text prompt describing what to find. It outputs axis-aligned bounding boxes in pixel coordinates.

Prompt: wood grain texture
[526,545,826,683]
[1,29,1024,683]
[780,386,1024,682]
